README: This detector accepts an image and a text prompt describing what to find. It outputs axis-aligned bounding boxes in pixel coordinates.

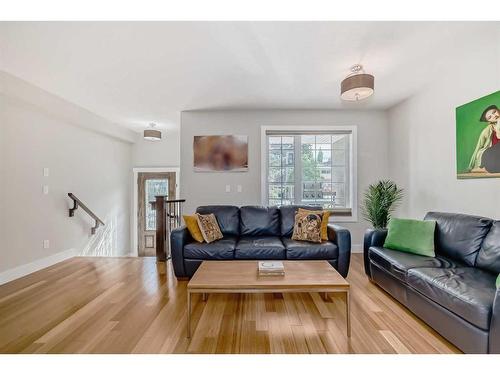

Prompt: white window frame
[260,125,358,223]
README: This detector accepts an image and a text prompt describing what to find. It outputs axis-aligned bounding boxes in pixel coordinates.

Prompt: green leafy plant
[362,180,404,229]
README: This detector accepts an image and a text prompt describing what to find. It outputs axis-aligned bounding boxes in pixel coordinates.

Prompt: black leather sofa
[364,212,500,354]
[171,205,351,279]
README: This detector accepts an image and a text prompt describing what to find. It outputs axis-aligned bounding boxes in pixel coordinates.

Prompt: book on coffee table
[258,261,285,276]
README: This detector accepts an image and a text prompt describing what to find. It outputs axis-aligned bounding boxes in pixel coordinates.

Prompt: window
[263,127,356,218]
[145,179,169,230]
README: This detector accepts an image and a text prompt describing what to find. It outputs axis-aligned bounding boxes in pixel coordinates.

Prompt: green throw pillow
[497,274,500,289]
[383,218,436,257]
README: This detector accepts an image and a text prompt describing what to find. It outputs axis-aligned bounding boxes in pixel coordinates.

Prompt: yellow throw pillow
[292,211,322,243]
[183,215,204,243]
[196,213,223,243]
[298,208,331,241]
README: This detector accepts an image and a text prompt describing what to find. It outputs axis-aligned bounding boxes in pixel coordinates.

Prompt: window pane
[268,167,282,183]
[281,184,295,200]
[282,150,294,166]
[268,184,282,199]
[332,166,345,183]
[283,168,294,183]
[315,150,331,166]
[302,182,321,200]
[315,134,331,145]
[301,148,317,180]
[268,185,295,205]
[268,136,282,146]
[282,137,294,149]
[332,149,346,165]
[332,183,345,199]
[318,167,332,181]
[332,135,348,149]
[301,135,315,145]
[145,179,168,230]
[269,150,281,166]
[268,199,281,206]
[333,198,345,207]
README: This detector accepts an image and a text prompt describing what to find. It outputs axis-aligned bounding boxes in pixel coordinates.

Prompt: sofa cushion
[283,237,338,260]
[407,267,497,330]
[369,246,461,283]
[424,212,493,266]
[291,210,323,243]
[240,206,280,236]
[184,236,237,260]
[196,205,240,236]
[235,236,285,259]
[279,205,322,237]
[196,213,223,243]
[383,218,436,257]
[476,221,500,274]
[183,214,204,243]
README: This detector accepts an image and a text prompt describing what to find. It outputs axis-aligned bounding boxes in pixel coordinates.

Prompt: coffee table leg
[346,290,351,337]
[187,290,191,339]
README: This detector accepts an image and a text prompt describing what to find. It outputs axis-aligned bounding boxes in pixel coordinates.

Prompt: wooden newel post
[155,196,167,262]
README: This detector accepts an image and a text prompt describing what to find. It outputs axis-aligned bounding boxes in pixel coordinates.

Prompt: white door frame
[131,167,180,257]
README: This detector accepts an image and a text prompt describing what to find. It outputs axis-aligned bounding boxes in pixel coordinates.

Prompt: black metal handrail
[68,193,105,235]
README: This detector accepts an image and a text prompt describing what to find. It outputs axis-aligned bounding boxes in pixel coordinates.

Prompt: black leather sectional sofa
[171,205,351,278]
[364,212,500,354]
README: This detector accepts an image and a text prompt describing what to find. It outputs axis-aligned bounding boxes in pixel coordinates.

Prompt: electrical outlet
[43,185,49,195]
[43,167,49,177]
[43,240,50,249]
[237,185,242,193]
[225,184,231,193]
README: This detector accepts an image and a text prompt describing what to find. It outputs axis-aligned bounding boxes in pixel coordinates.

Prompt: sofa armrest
[490,287,500,353]
[363,228,388,278]
[328,224,351,278]
[170,226,191,278]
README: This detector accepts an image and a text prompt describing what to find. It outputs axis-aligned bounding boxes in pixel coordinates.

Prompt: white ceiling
[0,22,495,131]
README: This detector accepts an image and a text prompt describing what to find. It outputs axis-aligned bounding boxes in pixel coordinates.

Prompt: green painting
[456,90,500,179]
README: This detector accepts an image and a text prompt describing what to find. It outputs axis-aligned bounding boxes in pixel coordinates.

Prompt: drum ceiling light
[144,123,162,141]
[340,64,374,101]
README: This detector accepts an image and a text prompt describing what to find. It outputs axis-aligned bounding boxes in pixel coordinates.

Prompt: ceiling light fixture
[143,123,162,141]
[340,64,374,101]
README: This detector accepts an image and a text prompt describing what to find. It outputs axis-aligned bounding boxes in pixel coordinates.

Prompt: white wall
[388,29,500,220]
[180,109,390,249]
[132,127,180,167]
[0,90,133,276]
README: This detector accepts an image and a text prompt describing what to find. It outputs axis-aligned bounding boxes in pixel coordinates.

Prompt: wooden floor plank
[0,254,461,354]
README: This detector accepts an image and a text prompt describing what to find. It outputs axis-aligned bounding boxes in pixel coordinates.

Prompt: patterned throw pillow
[292,211,323,243]
[196,213,223,243]
[297,208,332,241]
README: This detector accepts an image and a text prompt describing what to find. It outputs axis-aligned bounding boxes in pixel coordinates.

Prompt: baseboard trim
[0,248,78,285]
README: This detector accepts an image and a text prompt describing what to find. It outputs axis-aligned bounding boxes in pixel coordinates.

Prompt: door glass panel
[145,179,168,230]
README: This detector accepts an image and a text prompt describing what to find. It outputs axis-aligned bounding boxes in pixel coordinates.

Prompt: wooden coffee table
[186,260,350,338]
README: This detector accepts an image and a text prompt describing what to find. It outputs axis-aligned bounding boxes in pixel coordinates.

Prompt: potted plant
[361,180,404,276]
[362,180,404,229]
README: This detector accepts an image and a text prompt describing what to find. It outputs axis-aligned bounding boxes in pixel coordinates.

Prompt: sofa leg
[202,293,208,301]
[176,277,190,281]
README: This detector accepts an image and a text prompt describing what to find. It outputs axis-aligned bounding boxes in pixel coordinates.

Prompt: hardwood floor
[0,254,460,354]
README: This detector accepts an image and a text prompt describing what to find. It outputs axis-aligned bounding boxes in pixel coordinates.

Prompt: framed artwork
[456,90,500,179]
[193,135,248,172]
